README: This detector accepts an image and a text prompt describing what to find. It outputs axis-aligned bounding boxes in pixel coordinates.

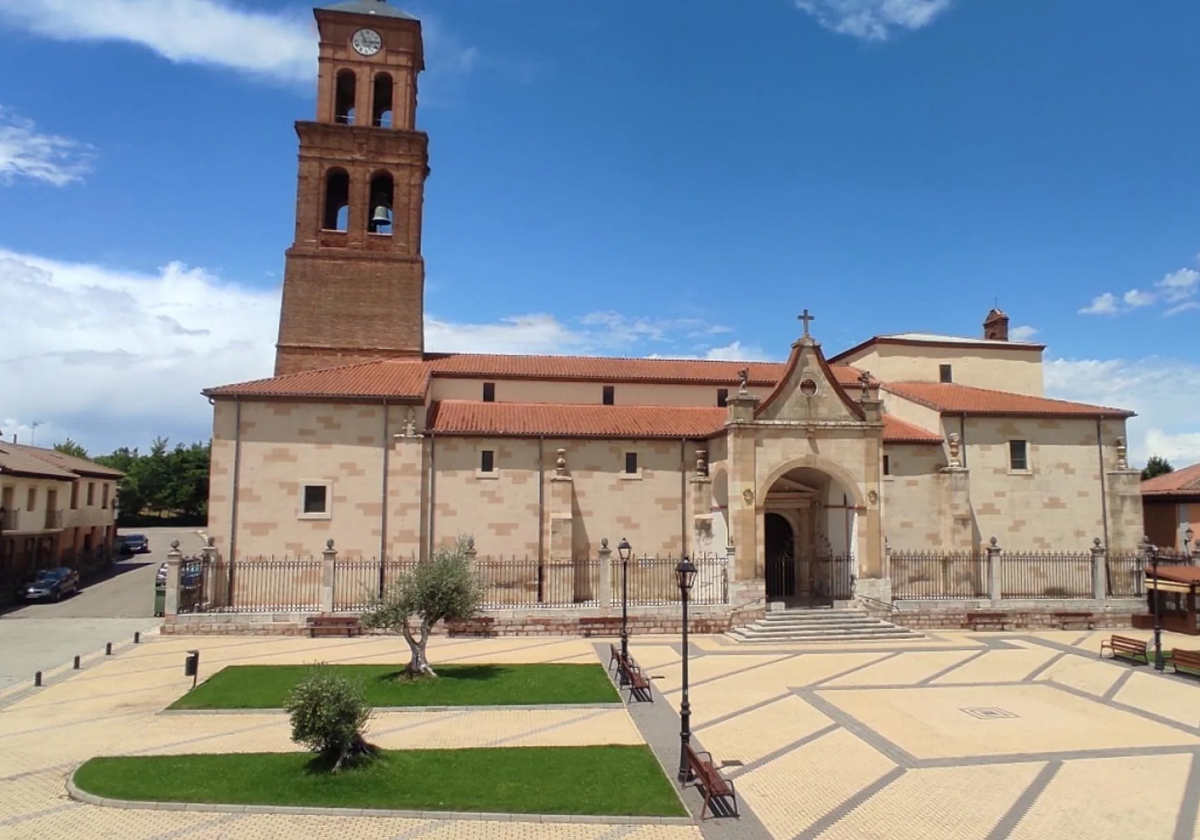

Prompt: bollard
[105,642,112,656]
[134,631,141,644]
[73,655,80,670]
[34,671,42,687]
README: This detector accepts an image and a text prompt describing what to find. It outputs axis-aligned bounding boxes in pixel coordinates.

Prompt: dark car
[20,568,80,602]
[156,561,203,588]
[118,534,150,554]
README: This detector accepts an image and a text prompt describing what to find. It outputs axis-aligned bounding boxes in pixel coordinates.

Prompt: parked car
[20,568,80,602]
[117,534,150,554]
[156,561,203,588]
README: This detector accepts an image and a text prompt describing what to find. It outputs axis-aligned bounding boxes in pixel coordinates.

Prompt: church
[202,0,1145,611]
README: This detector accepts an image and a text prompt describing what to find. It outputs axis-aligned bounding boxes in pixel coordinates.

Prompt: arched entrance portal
[764,512,795,599]
[763,466,857,605]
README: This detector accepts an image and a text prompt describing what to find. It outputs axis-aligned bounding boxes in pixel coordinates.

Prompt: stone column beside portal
[164,540,182,617]
[726,388,760,585]
[549,449,574,561]
[986,537,1002,602]
[598,538,613,613]
[691,449,713,555]
[1091,537,1107,600]
[1105,438,1147,555]
[321,539,336,614]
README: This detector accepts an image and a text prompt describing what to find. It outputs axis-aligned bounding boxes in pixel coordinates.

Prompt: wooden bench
[1052,611,1096,630]
[306,615,362,638]
[616,655,652,703]
[1099,634,1149,664]
[578,616,624,638]
[966,611,1013,631]
[684,743,739,820]
[1171,649,1200,679]
[446,616,496,637]
[608,643,622,673]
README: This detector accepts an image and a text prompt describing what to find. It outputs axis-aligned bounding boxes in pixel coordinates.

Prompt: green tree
[361,536,483,678]
[54,439,89,459]
[285,665,376,771]
[1142,455,1174,481]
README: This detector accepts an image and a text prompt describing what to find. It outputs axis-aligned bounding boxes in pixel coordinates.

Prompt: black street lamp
[675,555,698,784]
[1146,536,1164,671]
[617,538,632,663]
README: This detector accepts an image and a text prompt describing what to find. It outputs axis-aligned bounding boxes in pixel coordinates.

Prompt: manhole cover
[962,707,1017,720]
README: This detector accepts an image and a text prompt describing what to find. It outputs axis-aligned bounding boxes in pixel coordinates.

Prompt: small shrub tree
[1142,455,1174,481]
[362,535,484,679]
[286,664,376,771]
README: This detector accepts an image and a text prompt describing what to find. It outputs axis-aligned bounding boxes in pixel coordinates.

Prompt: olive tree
[285,664,376,771]
[362,536,484,678]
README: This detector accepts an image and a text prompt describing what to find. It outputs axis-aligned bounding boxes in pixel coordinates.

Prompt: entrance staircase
[727,606,923,643]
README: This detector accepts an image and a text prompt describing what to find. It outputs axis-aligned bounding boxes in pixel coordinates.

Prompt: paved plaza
[3,627,1200,839]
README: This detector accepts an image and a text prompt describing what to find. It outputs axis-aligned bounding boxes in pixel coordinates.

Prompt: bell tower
[275,0,429,376]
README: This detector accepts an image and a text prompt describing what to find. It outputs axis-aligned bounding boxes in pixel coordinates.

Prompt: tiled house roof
[882,382,1135,419]
[203,360,431,400]
[1142,462,1200,497]
[12,444,124,478]
[0,444,79,480]
[882,416,943,444]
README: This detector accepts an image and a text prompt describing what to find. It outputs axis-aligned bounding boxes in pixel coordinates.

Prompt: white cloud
[1045,356,1200,467]
[0,107,93,186]
[1165,301,1200,317]
[704,341,772,362]
[1009,325,1038,342]
[1157,267,1199,303]
[0,250,753,453]
[0,0,480,87]
[794,0,952,41]
[1079,292,1118,315]
[1123,288,1155,308]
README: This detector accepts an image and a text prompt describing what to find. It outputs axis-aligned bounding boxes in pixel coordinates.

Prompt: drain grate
[962,707,1018,720]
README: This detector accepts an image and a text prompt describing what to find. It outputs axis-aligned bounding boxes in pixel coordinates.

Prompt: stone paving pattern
[5,627,1200,838]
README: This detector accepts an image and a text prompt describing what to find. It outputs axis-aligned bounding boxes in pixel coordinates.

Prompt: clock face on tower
[351,28,382,56]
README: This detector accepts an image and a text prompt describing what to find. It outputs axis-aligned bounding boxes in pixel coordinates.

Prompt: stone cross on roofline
[797,308,815,339]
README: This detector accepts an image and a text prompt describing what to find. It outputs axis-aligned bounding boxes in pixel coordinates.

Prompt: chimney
[983,308,1009,341]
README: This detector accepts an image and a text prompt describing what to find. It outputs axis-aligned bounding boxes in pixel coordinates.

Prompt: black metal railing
[612,554,728,606]
[891,551,987,600]
[182,556,321,613]
[1000,552,1093,599]
[1107,553,1143,598]
[810,555,855,600]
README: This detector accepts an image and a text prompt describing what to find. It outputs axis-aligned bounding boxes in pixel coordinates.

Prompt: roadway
[0,527,207,691]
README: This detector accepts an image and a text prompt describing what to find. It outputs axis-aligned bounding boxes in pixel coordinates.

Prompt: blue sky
[0,0,1197,464]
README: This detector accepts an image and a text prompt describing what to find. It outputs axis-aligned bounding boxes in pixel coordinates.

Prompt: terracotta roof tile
[13,444,124,478]
[1142,462,1200,496]
[427,352,868,388]
[0,444,79,480]
[204,360,430,400]
[883,382,1135,419]
[428,401,728,439]
[882,416,943,444]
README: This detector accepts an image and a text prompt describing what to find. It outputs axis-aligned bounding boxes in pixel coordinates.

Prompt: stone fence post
[464,537,477,563]
[321,539,336,614]
[598,538,613,612]
[1091,537,1107,600]
[986,536,1002,602]
[164,540,182,617]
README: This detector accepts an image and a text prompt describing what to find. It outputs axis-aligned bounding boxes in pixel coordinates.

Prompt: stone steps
[727,607,923,643]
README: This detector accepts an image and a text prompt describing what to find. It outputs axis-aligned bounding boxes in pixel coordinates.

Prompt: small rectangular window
[101,484,109,509]
[717,388,729,407]
[624,452,638,475]
[86,482,95,506]
[480,450,495,473]
[70,482,79,509]
[883,455,891,476]
[1009,440,1028,471]
[27,488,36,512]
[482,382,495,402]
[602,385,615,406]
[303,484,328,514]
[939,364,953,383]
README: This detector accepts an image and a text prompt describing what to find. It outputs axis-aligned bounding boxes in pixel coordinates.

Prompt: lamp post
[617,538,632,663]
[675,556,697,784]
[1146,537,1164,671]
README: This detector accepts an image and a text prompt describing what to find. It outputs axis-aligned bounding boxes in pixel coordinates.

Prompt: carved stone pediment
[754,339,866,425]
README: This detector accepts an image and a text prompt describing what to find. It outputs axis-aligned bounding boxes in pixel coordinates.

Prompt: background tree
[1142,455,1174,481]
[54,439,89,459]
[361,536,483,678]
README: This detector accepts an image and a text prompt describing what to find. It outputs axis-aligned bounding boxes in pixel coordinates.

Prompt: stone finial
[696,449,708,477]
[555,448,567,477]
[1115,437,1128,470]
[206,536,215,547]
[466,536,475,551]
[404,407,416,437]
[736,368,750,394]
[858,370,871,401]
[170,540,180,551]
[947,432,962,469]
[601,537,609,550]
[1094,537,1103,548]
[989,536,998,548]
[324,539,333,550]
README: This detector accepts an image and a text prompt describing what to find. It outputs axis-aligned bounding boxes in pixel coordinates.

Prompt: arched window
[372,73,394,128]
[368,172,394,235]
[335,69,357,125]
[323,168,350,231]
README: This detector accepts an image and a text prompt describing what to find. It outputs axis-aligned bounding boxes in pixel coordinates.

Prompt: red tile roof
[428,401,728,439]
[0,444,79,480]
[203,360,430,401]
[17,445,125,478]
[882,382,1135,419]
[882,416,943,444]
[1142,462,1200,497]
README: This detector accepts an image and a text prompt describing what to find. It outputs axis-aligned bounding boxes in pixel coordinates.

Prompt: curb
[159,702,626,715]
[66,767,694,825]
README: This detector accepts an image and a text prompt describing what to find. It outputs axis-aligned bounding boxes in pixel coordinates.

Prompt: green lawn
[168,663,619,710]
[73,746,685,817]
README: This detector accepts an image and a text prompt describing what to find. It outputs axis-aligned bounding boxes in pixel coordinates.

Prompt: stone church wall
[431,377,768,408]
[881,443,944,550]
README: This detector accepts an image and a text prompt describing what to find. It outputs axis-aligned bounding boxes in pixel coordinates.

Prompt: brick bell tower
[274,0,429,376]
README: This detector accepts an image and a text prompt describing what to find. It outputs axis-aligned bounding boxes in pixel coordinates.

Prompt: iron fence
[1107,553,1143,598]
[891,551,987,600]
[811,555,856,600]
[181,556,322,613]
[1000,552,1093,598]
[611,554,728,606]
